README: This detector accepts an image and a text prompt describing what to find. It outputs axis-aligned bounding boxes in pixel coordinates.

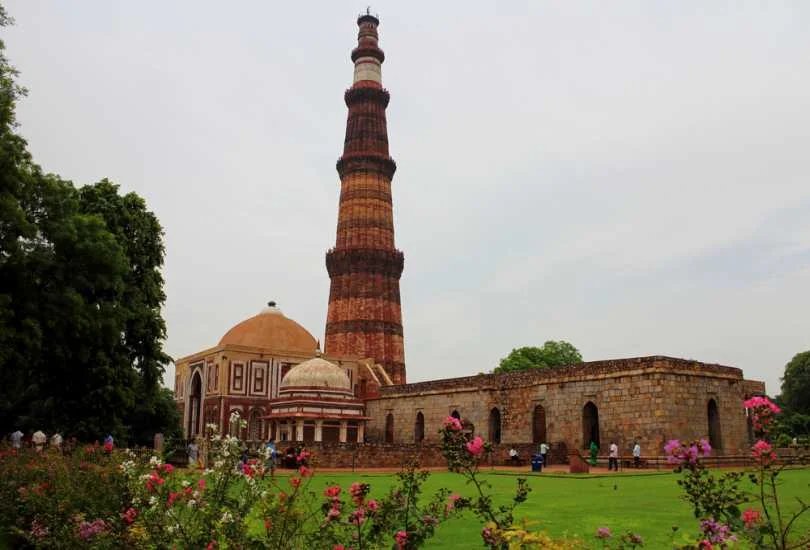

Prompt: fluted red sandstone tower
[325,13,406,384]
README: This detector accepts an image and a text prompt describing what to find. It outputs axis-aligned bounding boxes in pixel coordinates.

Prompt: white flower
[149,456,162,467]
[167,525,176,534]
[187,499,196,508]
[149,496,157,506]
[220,511,233,524]
[181,480,191,488]
[132,497,141,506]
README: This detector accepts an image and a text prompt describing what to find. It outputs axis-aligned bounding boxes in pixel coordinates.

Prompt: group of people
[507,442,551,470]
[8,429,64,452]
[602,440,642,471]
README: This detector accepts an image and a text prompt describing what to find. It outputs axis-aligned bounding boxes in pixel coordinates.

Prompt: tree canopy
[0,8,177,444]
[494,341,583,373]
[780,351,810,416]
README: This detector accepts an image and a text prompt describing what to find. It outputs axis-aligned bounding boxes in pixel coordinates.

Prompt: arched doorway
[489,408,501,443]
[188,371,202,438]
[414,412,425,442]
[582,402,600,449]
[451,410,461,420]
[385,413,394,443]
[533,405,547,444]
[248,409,262,441]
[708,399,722,450]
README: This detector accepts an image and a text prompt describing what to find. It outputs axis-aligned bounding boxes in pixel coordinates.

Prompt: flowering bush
[0,443,131,548]
[669,396,810,550]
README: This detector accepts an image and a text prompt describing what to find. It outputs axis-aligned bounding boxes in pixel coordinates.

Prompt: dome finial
[267,300,276,308]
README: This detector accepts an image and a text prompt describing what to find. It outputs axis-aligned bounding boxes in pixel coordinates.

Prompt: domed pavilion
[174,302,388,440]
[265,356,369,443]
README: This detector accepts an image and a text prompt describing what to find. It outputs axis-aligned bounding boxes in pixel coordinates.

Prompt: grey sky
[6,1,809,396]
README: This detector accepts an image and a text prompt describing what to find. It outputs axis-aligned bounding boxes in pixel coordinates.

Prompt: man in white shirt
[539,442,549,467]
[32,430,46,453]
[633,441,641,468]
[508,447,520,465]
[608,441,619,471]
[50,433,63,450]
[10,430,23,449]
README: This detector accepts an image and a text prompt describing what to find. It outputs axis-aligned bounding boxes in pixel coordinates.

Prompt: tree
[0,7,176,443]
[780,351,810,416]
[494,341,583,373]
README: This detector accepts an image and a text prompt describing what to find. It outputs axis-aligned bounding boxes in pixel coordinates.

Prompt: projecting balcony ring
[351,46,385,64]
[336,155,396,179]
[344,87,390,108]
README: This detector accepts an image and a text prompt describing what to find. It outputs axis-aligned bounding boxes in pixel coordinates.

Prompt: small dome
[280,357,351,392]
[218,302,317,352]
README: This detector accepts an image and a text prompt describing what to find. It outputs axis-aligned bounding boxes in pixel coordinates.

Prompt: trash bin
[531,455,543,472]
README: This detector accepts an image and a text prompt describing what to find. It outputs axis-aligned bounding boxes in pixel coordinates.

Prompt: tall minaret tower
[325,13,406,384]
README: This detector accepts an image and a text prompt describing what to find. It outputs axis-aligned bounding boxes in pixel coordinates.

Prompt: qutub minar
[174,13,766,467]
[325,12,406,385]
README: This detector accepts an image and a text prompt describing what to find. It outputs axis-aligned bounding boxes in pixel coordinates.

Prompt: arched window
[248,409,262,441]
[582,402,600,449]
[708,399,722,450]
[414,412,425,443]
[533,405,547,444]
[451,410,461,420]
[488,408,501,443]
[188,371,203,437]
[385,413,394,443]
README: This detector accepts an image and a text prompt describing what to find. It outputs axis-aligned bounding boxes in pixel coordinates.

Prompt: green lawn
[290,468,810,548]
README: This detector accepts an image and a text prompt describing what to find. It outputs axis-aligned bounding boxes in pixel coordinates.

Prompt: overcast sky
[6,1,809,395]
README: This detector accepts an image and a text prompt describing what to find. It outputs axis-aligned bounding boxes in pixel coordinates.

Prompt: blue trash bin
[531,455,542,472]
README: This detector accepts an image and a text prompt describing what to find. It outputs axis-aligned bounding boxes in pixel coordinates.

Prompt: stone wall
[272,442,562,469]
[365,356,764,455]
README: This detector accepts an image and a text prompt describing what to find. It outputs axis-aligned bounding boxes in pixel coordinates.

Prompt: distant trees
[774,351,810,443]
[494,341,582,374]
[0,7,177,444]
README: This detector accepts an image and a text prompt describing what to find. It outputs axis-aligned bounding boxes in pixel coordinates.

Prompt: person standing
[264,439,277,474]
[632,441,641,468]
[539,442,549,467]
[10,430,23,449]
[588,441,599,466]
[50,432,63,451]
[187,439,200,469]
[608,441,619,471]
[32,430,47,453]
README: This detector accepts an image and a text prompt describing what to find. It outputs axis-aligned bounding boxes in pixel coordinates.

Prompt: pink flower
[30,519,49,539]
[333,545,345,550]
[103,441,113,452]
[444,416,463,431]
[162,463,174,474]
[198,478,206,491]
[324,485,341,498]
[166,491,180,507]
[395,530,408,549]
[595,527,612,539]
[752,440,775,463]
[122,507,138,525]
[349,507,366,525]
[206,542,216,550]
[698,439,712,456]
[296,450,311,462]
[367,499,378,512]
[327,505,341,520]
[465,436,485,456]
[299,466,313,477]
[289,477,302,489]
[742,508,761,528]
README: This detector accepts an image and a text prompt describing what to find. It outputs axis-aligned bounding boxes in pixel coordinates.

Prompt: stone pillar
[357,423,365,443]
[315,420,323,442]
[295,420,304,442]
[339,421,348,443]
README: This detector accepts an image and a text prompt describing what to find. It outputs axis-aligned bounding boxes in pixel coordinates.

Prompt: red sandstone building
[175,14,766,463]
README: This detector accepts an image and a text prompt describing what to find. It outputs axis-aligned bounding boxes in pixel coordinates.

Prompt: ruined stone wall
[365,357,760,455]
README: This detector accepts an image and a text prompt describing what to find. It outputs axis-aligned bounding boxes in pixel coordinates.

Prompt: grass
[283,467,810,548]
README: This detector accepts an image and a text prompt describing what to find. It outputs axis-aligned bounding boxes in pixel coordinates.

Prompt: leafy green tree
[494,341,583,373]
[0,7,176,443]
[780,351,810,416]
